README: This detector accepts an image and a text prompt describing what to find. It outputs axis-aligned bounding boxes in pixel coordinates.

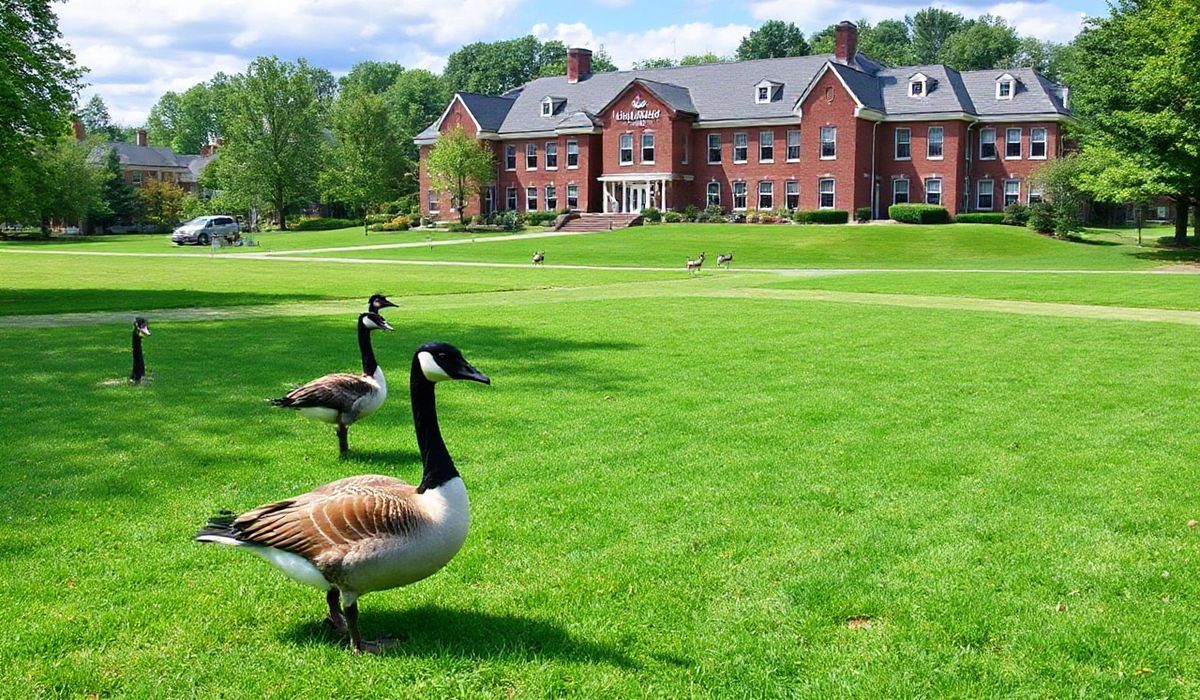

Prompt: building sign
[613,94,661,126]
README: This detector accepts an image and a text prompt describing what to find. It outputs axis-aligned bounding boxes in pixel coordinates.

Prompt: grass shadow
[0,288,331,317]
[341,448,423,465]
[285,605,638,668]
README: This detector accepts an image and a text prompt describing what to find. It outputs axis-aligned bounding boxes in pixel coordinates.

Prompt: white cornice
[692,116,799,129]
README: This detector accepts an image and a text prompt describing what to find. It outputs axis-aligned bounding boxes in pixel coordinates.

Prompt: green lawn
[3,223,1200,697]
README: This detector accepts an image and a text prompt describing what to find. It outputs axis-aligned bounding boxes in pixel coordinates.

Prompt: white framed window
[506,186,518,211]
[641,132,655,163]
[567,183,579,209]
[485,185,495,214]
[927,127,944,159]
[925,177,942,205]
[732,181,747,210]
[820,127,836,159]
[977,179,994,210]
[733,132,748,163]
[980,128,997,160]
[542,100,552,116]
[545,185,557,211]
[786,130,801,161]
[1030,128,1047,159]
[758,181,773,209]
[911,81,924,97]
[707,133,722,164]
[545,142,558,169]
[818,178,835,208]
[893,178,909,204]
[757,86,770,103]
[759,130,774,163]
[504,144,517,171]
[1006,128,1022,159]
[566,139,579,168]
[132,171,143,186]
[428,189,438,212]
[526,185,537,211]
[1004,180,1020,207]
[785,181,799,210]
[1028,181,1044,204]
[895,128,911,160]
[997,80,1013,99]
[619,133,633,165]
[706,181,721,208]
[525,143,537,170]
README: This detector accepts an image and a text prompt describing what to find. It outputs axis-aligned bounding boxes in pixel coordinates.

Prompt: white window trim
[757,86,770,103]
[1027,182,1045,204]
[1029,128,1048,160]
[786,129,801,162]
[619,132,634,166]
[641,132,655,165]
[819,127,836,161]
[541,99,552,117]
[977,179,995,211]
[1005,128,1023,160]
[733,132,748,164]
[927,126,944,161]
[895,128,911,161]
[924,177,942,205]
[428,190,439,213]
[732,181,748,211]
[979,128,997,161]
[706,181,721,208]
[506,186,518,211]
[758,181,774,210]
[545,142,558,171]
[759,130,775,164]
[1004,179,1021,206]
[818,178,836,209]
[785,180,800,209]
[707,134,722,164]
[526,186,538,212]
[525,143,537,171]
[566,184,579,209]
[893,178,909,205]
[545,184,557,211]
[996,77,1015,100]
[566,139,579,169]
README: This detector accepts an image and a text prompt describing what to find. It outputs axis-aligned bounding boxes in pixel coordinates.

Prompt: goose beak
[461,365,490,385]
[379,297,398,309]
[139,327,151,337]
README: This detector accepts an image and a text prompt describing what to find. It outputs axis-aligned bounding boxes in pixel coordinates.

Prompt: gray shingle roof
[89,142,191,169]
[960,67,1070,116]
[457,92,516,131]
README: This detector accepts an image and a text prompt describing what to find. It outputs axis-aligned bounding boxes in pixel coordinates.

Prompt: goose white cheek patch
[418,351,452,382]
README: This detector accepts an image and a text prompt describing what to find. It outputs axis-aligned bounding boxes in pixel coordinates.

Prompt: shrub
[365,213,392,225]
[640,207,662,223]
[379,215,410,232]
[724,211,746,224]
[664,211,684,223]
[955,213,1006,224]
[291,217,359,231]
[1003,203,1030,227]
[683,204,701,222]
[525,211,557,226]
[745,209,761,224]
[447,223,468,233]
[855,207,872,223]
[889,204,951,224]
[795,209,850,224]
[1027,201,1056,234]
[498,210,524,232]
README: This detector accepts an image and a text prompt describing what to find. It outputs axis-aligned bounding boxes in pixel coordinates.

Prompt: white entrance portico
[598,173,693,213]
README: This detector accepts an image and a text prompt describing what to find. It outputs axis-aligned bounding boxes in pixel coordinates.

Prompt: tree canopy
[321,88,409,220]
[736,20,810,61]
[444,36,613,95]
[425,126,495,224]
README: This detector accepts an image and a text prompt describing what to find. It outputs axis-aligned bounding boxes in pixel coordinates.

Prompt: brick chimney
[834,21,858,65]
[71,119,86,142]
[136,129,148,147]
[567,48,592,84]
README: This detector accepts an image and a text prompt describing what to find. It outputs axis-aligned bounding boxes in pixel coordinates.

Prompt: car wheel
[198,233,210,246]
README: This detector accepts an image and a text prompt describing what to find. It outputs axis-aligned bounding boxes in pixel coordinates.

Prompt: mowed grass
[4,290,1200,697]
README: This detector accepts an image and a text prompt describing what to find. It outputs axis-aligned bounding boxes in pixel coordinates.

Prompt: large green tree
[218,56,323,230]
[1067,0,1200,242]
[78,95,123,141]
[19,133,103,236]
[811,19,914,66]
[383,68,451,189]
[444,36,615,95]
[425,126,495,224]
[320,88,408,225]
[539,46,618,77]
[736,20,810,61]
[338,61,405,95]
[146,75,231,153]
[94,146,137,231]
[939,15,1020,71]
[907,8,965,64]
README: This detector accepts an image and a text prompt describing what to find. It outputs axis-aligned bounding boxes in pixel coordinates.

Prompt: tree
[445,36,571,95]
[1028,155,1086,238]
[383,69,451,195]
[94,147,137,231]
[539,46,618,77]
[425,126,495,224]
[136,179,187,231]
[218,56,323,230]
[679,53,728,66]
[907,8,965,64]
[23,133,103,236]
[1066,0,1200,243]
[320,89,408,228]
[812,19,914,66]
[939,15,1020,71]
[339,61,405,95]
[632,57,676,70]
[78,95,121,140]
[736,20,810,60]
[1015,38,1073,81]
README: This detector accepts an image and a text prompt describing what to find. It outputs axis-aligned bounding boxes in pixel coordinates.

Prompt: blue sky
[59,0,1107,125]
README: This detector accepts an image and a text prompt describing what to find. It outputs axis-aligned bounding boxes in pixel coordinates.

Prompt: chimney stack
[71,119,86,142]
[834,21,858,65]
[567,48,592,84]
[136,129,148,147]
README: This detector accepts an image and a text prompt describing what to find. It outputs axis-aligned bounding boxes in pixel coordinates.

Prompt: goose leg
[324,588,347,635]
[337,424,349,456]
[345,600,386,654]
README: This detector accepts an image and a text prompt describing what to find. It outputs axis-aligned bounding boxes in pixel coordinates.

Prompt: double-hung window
[545,185,557,211]
[506,186,518,211]
[1028,181,1045,204]
[525,143,537,170]
[641,133,655,163]
[759,131,774,163]
[785,181,799,210]
[1006,128,1022,159]
[526,186,538,211]
[977,179,995,210]
[706,182,721,208]
[980,128,997,160]
[925,178,942,205]
[707,133,722,164]
[895,128,911,160]
[927,127,944,159]
[786,130,801,161]
[1004,180,1020,207]
[428,190,438,212]
[758,181,773,209]
[619,133,634,165]
[820,127,836,159]
[893,179,909,204]
[132,171,143,186]
[732,181,747,210]
[566,139,579,168]
[1030,128,1047,159]
[545,142,558,169]
[567,184,579,209]
[504,144,517,171]
[819,178,835,208]
[733,132,748,163]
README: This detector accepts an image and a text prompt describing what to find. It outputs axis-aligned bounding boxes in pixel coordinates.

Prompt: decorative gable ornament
[613,93,661,125]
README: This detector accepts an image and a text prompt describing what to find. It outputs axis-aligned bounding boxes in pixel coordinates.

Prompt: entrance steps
[555,212,642,232]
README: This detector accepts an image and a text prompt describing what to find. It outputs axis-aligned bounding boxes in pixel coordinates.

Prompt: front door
[623,184,648,213]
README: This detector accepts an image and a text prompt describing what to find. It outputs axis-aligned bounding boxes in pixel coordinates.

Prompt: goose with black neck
[130,317,150,384]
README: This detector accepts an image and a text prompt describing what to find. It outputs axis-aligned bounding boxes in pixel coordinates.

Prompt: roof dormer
[755,79,783,104]
[996,73,1018,100]
[541,96,566,117]
[908,72,931,98]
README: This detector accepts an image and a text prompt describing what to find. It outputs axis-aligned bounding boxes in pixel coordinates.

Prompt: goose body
[532,251,544,265]
[200,342,490,653]
[130,317,150,383]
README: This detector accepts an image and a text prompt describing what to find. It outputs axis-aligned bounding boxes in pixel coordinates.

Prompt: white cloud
[532,21,753,68]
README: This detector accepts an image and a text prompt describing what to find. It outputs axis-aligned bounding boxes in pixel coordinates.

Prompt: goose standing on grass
[367,294,398,313]
[130,317,150,383]
[271,312,393,456]
[198,342,490,654]
[686,252,706,275]
[717,252,733,269]
[531,251,544,265]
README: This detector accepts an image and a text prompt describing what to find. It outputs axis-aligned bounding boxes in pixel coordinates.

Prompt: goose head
[367,294,397,312]
[359,312,394,332]
[133,317,151,337]
[416,342,490,385]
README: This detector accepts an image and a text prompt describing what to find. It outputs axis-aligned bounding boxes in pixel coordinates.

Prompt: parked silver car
[172,216,240,245]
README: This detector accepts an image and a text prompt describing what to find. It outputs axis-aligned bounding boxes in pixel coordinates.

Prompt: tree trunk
[1192,204,1199,239]
[40,217,50,239]
[276,189,286,231]
[1174,198,1188,243]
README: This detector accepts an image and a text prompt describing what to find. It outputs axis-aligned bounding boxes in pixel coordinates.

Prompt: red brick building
[416,22,1071,220]
[83,127,219,194]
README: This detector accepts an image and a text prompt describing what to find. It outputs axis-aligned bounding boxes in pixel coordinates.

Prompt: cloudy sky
[59,0,1104,125]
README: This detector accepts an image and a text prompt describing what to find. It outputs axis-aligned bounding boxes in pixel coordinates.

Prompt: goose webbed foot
[324,588,348,635]
[352,638,397,655]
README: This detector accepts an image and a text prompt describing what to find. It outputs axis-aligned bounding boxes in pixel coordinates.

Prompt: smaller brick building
[83,126,218,194]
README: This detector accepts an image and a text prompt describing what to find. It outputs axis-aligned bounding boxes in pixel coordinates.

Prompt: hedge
[794,209,850,224]
[954,213,1005,224]
[889,204,951,224]
[291,217,360,231]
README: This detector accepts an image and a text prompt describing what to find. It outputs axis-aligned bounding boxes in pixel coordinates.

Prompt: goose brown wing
[230,476,424,562]
[275,373,373,412]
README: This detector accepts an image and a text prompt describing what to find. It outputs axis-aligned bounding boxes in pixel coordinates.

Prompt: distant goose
[686,252,706,274]
[130,317,150,383]
[367,294,398,313]
[198,342,491,654]
[271,312,393,456]
[532,251,544,265]
[717,252,733,269]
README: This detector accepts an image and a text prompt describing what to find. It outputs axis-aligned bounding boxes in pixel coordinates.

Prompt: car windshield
[182,218,211,227]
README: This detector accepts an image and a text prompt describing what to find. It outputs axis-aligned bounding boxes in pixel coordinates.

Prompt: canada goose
[198,342,490,654]
[130,317,150,383]
[717,252,733,269]
[686,252,706,274]
[367,294,398,313]
[531,251,544,265]
[271,312,393,456]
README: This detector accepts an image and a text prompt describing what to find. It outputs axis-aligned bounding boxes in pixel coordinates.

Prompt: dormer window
[909,72,929,99]
[758,86,769,102]
[996,73,1017,100]
[911,82,923,96]
[541,96,565,117]
[755,79,782,104]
